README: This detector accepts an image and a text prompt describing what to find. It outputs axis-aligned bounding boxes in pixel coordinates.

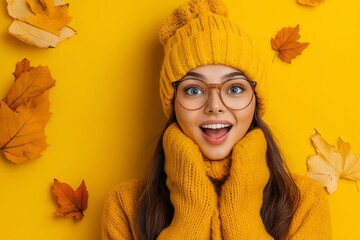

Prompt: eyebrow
[182,71,246,80]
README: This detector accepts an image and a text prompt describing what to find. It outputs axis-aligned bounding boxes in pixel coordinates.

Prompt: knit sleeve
[288,175,331,239]
[102,180,142,240]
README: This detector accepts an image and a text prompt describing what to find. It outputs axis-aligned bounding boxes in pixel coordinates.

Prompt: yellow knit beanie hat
[159,0,266,118]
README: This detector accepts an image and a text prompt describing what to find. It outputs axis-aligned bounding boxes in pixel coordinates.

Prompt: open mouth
[200,123,232,139]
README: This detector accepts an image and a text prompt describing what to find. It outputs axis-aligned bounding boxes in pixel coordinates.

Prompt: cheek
[234,101,256,138]
[174,101,196,138]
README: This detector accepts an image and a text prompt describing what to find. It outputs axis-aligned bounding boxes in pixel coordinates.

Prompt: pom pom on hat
[159,0,266,118]
[159,0,228,45]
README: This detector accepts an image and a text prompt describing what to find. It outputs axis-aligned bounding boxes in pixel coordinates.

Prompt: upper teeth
[202,124,230,129]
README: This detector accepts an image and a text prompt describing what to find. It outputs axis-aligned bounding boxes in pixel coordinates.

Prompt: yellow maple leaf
[26,0,72,36]
[307,130,360,194]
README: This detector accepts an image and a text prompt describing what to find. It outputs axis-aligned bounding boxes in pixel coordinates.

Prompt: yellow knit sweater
[102,124,331,239]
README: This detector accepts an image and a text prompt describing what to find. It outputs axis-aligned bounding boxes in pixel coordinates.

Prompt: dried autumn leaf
[8,19,76,48]
[52,179,89,220]
[0,59,54,163]
[307,131,360,194]
[6,0,33,20]
[298,0,323,7]
[26,0,72,36]
[338,138,360,180]
[6,0,76,48]
[271,25,309,64]
[13,58,34,79]
[0,93,51,164]
[4,60,55,110]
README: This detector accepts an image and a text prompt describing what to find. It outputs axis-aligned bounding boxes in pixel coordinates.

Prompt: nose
[204,89,226,114]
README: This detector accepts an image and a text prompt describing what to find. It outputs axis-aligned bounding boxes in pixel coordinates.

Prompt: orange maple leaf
[4,58,55,110]
[52,179,89,220]
[26,0,72,36]
[0,59,54,164]
[271,25,309,64]
[0,94,51,164]
[307,130,360,194]
[298,0,323,7]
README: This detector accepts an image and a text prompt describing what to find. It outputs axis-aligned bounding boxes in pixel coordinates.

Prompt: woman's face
[175,64,256,161]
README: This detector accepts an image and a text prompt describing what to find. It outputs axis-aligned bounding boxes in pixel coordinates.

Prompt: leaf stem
[272,52,278,63]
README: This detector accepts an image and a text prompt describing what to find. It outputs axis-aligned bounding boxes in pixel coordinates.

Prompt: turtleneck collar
[203,128,267,184]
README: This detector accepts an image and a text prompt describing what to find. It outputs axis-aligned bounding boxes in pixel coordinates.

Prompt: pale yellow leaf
[338,138,360,180]
[307,131,360,194]
[307,155,340,194]
[6,0,33,21]
[310,131,343,172]
[8,20,76,48]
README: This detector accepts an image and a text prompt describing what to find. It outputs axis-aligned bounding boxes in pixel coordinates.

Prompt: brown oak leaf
[271,25,309,64]
[52,179,89,220]
[307,130,360,194]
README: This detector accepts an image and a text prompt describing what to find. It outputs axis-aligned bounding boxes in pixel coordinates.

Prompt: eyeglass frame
[172,77,257,111]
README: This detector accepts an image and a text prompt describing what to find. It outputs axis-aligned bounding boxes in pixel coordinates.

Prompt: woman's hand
[219,129,273,239]
[157,123,217,239]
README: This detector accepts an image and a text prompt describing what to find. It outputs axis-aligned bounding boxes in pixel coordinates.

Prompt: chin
[202,149,231,161]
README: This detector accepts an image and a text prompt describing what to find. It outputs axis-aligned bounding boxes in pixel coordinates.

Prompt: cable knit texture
[204,156,231,182]
[220,129,272,239]
[159,0,266,118]
[102,126,331,239]
[157,123,218,239]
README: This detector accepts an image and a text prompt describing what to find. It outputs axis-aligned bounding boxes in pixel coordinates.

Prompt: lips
[200,122,232,144]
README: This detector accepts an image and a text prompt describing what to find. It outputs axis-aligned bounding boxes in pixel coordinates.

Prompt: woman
[102,0,331,239]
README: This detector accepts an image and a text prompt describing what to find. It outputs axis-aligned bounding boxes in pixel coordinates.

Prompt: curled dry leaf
[6,0,76,48]
[8,20,76,48]
[307,130,360,194]
[271,25,309,64]
[52,179,89,220]
[298,0,323,7]
[0,59,55,164]
[6,0,33,20]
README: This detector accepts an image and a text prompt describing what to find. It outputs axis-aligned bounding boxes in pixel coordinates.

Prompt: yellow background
[0,0,359,239]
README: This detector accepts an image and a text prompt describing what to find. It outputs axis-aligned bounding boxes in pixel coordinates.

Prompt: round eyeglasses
[172,77,256,110]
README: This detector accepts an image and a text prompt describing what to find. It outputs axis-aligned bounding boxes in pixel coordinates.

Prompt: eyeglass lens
[175,78,255,110]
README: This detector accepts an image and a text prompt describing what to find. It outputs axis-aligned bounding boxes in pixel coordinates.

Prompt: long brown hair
[134,100,300,240]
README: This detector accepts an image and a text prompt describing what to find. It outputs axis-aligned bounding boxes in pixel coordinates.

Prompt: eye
[185,86,204,96]
[226,85,244,94]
